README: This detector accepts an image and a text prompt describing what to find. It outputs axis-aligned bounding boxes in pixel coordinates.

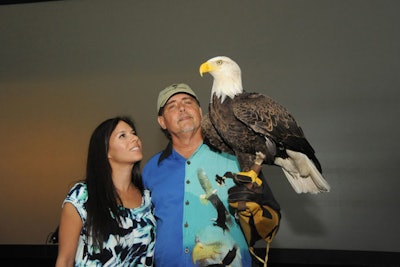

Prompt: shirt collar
[157,141,205,165]
[158,141,173,165]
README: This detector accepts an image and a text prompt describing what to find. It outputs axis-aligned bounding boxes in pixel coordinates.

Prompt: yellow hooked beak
[199,62,215,77]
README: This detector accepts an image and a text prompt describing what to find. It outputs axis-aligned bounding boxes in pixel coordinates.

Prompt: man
[143,83,253,266]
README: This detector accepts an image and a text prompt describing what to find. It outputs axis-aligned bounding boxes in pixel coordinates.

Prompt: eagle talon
[217,170,263,188]
[215,174,226,185]
[237,170,263,186]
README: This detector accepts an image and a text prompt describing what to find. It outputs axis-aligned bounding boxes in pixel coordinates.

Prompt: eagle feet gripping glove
[215,151,264,191]
[216,153,280,267]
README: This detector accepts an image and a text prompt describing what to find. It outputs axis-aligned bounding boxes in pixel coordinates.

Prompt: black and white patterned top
[63,182,156,267]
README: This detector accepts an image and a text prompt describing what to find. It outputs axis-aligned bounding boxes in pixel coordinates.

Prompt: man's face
[158,93,202,136]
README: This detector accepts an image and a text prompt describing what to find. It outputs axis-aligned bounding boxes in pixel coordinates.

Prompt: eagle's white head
[199,56,243,103]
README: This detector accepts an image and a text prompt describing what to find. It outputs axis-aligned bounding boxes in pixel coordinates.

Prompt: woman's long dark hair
[85,116,143,248]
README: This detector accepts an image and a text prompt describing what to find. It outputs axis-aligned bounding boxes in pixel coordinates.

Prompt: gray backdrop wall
[1,0,399,252]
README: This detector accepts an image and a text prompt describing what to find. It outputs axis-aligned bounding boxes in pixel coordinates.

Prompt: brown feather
[206,92,321,173]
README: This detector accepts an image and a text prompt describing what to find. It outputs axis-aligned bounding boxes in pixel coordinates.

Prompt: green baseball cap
[157,83,199,113]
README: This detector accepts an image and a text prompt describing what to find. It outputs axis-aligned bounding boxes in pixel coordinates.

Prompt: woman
[56,116,156,267]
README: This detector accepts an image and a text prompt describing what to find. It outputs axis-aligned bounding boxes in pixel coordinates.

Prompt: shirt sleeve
[62,182,88,223]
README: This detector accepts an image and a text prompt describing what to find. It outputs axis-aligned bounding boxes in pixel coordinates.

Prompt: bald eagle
[199,56,330,194]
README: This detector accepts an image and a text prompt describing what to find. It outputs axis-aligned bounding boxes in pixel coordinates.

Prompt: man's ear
[157,116,166,129]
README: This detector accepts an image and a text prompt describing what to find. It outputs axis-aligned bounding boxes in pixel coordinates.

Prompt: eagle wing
[232,92,322,172]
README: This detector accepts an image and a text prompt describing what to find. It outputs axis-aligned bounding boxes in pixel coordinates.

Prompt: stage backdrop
[1,0,399,253]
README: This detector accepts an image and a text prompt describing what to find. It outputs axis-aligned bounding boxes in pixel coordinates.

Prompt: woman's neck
[111,165,133,192]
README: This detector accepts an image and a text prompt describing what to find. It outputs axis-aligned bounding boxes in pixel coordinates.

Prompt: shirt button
[184,222,188,228]
[187,161,191,165]
[184,247,190,254]
[186,180,190,184]
[185,200,189,205]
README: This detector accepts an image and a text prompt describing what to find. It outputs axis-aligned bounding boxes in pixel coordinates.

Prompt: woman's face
[107,121,143,165]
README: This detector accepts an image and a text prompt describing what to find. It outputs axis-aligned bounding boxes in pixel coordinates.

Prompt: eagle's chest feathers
[211,95,234,123]
[210,94,256,151]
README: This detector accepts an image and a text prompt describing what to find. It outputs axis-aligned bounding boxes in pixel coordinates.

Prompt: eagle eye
[216,60,223,65]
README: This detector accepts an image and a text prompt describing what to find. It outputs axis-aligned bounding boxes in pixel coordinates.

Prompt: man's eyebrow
[166,96,194,105]
[165,99,177,106]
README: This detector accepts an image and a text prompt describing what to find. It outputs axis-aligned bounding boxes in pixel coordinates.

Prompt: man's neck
[171,131,203,159]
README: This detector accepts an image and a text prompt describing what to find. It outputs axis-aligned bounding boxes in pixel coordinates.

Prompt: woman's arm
[55,203,82,267]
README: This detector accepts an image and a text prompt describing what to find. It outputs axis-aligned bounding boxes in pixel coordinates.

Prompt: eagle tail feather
[274,149,330,194]
[285,136,322,172]
[280,168,317,194]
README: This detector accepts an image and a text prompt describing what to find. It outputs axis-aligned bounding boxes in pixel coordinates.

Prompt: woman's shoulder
[65,182,88,203]
[68,182,87,193]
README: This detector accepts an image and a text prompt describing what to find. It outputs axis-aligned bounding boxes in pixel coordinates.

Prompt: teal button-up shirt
[143,143,251,267]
